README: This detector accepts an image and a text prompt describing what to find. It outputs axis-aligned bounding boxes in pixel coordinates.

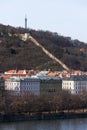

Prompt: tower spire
[25,15,27,29]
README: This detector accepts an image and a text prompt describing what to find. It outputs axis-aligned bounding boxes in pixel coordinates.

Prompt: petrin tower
[25,15,27,29]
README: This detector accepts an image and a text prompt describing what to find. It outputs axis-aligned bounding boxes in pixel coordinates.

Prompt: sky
[0,0,87,43]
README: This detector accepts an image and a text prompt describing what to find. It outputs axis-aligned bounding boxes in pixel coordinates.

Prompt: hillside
[0,24,87,72]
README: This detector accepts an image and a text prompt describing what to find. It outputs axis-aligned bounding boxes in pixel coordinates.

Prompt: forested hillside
[0,24,87,72]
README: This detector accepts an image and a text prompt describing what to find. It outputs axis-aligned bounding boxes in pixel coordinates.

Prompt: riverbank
[1,112,87,122]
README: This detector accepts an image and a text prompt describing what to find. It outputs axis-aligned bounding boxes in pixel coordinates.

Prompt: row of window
[63,82,72,85]
[7,86,39,91]
[7,82,38,86]
[21,86,39,90]
[7,82,20,86]
[63,82,87,86]
[63,86,87,91]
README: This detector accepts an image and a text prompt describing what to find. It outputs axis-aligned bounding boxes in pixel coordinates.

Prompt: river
[0,118,87,130]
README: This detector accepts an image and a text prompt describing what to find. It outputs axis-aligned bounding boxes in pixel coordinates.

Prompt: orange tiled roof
[47,72,58,76]
[4,75,11,80]
[11,74,27,76]
[17,70,24,74]
[6,70,16,73]
[17,70,27,74]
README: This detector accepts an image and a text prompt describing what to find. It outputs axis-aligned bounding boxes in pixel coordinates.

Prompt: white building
[5,76,40,95]
[62,75,87,94]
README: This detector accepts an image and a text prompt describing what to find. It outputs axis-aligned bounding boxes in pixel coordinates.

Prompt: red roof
[47,72,58,76]
[6,70,16,73]
[4,75,11,80]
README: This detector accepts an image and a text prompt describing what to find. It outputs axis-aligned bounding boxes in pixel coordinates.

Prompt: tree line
[0,90,87,115]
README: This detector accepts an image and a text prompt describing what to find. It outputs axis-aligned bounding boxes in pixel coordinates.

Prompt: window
[76,91,78,94]
[15,86,19,91]
[17,83,19,85]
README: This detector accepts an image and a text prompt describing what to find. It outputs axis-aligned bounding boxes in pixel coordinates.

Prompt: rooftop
[63,75,87,81]
[6,76,40,82]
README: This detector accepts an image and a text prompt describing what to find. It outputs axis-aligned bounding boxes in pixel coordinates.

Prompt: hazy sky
[0,0,87,43]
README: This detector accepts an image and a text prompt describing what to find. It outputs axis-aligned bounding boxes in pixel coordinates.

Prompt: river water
[0,118,87,130]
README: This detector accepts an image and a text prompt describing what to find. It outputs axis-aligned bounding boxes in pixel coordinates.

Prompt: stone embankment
[0,112,87,122]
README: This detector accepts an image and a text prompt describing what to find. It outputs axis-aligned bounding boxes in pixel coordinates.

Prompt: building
[31,71,62,94]
[40,79,62,94]
[4,69,27,75]
[4,69,37,76]
[0,76,4,90]
[39,75,62,94]
[5,76,40,95]
[0,77,5,97]
[62,75,87,94]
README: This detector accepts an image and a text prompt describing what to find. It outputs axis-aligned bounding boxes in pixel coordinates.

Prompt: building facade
[39,76,62,94]
[5,76,40,95]
[40,79,62,94]
[0,77,4,95]
[62,75,87,94]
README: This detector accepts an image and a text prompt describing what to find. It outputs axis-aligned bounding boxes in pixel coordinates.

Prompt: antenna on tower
[25,15,27,29]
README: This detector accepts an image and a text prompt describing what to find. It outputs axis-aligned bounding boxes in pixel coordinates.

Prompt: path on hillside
[28,35,70,71]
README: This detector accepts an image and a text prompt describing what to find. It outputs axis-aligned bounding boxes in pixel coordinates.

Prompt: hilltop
[0,24,87,72]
